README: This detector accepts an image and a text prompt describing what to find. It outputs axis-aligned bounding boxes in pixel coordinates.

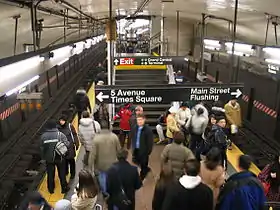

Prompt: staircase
[113,69,171,131]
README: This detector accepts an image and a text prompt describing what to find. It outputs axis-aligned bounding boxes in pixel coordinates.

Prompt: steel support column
[230,0,239,82]
[264,17,270,46]
[176,11,180,56]
[30,1,37,51]
[13,15,20,55]
[63,10,67,43]
[199,13,206,73]
[160,16,165,56]
[274,23,278,45]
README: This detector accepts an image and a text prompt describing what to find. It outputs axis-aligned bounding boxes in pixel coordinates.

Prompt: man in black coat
[73,87,91,123]
[106,149,142,210]
[162,159,213,210]
[130,114,154,181]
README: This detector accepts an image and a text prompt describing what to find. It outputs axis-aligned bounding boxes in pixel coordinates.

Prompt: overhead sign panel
[113,56,187,66]
[95,84,243,104]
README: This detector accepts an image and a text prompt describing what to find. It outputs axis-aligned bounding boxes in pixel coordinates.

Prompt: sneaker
[156,140,164,144]
[61,186,70,194]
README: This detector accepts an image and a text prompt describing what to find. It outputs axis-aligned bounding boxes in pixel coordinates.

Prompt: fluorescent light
[204,39,220,46]
[225,42,253,52]
[136,28,149,34]
[0,56,42,82]
[51,46,71,59]
[184,58,189,61]
[5,75,40,96]
[227,51,250,56]
[265,58,280,65]
[205,46,220,50]
[268,69,277,74]
[57,58,69,66]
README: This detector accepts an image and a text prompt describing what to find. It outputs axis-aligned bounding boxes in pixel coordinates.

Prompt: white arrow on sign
[230,88,242,98]
[114,59,119,65]
[96,92,109,102]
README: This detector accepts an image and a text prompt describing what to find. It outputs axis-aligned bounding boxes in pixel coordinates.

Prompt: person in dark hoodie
[162,159,213,210]
[216,155,266,210]
[58,115,80,179]
[204,116,228,169]
[40,119,70,194]
[74,87,92,123]
[156,110,169,144]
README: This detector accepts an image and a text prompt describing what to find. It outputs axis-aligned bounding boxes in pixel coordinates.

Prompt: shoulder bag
[112,166,132,208]
[55,132,68,157]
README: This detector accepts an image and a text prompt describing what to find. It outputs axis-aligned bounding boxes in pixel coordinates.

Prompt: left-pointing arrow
[96,92,109,102]
[230,88,242,98]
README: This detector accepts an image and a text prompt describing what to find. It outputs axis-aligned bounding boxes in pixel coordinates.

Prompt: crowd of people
[23,76,280,210]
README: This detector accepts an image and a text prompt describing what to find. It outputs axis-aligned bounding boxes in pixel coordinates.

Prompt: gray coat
[40,128,69,163]
[88,130,121,172]
[161,143,195,179]
[78,118,101,151]
[58,123,79,159]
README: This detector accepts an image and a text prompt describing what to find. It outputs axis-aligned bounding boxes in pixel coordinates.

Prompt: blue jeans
[97,171,107,193]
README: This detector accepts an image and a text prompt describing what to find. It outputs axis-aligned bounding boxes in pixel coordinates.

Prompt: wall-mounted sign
[95,84,243,104]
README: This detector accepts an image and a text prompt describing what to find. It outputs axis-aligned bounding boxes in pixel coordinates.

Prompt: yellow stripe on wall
[38,84,95,206]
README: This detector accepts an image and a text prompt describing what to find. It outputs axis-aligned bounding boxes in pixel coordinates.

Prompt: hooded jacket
[88,130,121,172]
[78,118,101,152]
[74,89,91,113]
[216,171,266,210]
[71,194,97,210]
[161,143,195,179]
[162,175,213,210]
[40,128,69,163]
[114,104,132,131]
[185,111,208,135]
[224,101,242,127]
[206,124,227,150]
[54,199,72,210]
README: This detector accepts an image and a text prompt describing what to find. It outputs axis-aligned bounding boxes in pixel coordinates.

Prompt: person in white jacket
[78,111,101,166]
[184,107,208,160]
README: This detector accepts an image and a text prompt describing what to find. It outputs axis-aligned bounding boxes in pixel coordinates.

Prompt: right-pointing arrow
[96,92,109,102]
[231,88,242,98]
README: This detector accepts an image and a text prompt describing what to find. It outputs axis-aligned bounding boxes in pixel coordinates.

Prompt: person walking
[156,110,169,144]
[88,129,121,195]
[79,111,101,166]
[161,131,194,179]
[216,155,266,210]
[58,115,80,179]
[131,114,154,181]
[71,170,99,210]
[107,149,143,210]
[166,106,180,144]
[74,87,92,123]
[40,119,70,194]
[162,159,213,210]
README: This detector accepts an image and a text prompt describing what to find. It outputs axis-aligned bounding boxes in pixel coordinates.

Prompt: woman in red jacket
[113,103,132,149]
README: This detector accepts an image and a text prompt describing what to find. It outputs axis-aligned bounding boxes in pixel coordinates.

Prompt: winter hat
[97,81,104,85]
[181,102,189,107]
[59,114,68,121]
[54,199,71,210]
[168,106,178,114]
[45,119,57,129]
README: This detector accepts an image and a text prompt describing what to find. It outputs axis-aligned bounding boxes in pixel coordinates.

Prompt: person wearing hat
[175,102,191,146]
[40,119,70,194]
[54,199,71,210]
[166,106,180,143]
[58,115,80,179]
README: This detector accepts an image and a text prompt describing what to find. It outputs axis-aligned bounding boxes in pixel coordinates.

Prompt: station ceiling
[0,0,279,58]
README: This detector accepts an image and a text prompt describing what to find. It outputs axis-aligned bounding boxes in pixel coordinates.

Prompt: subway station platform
[37,80,260,209]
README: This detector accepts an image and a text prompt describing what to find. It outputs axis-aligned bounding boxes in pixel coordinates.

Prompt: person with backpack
[204,116,228,170]
[58,115,80,179]
[40,119,70,194]
[113,103,133,149]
